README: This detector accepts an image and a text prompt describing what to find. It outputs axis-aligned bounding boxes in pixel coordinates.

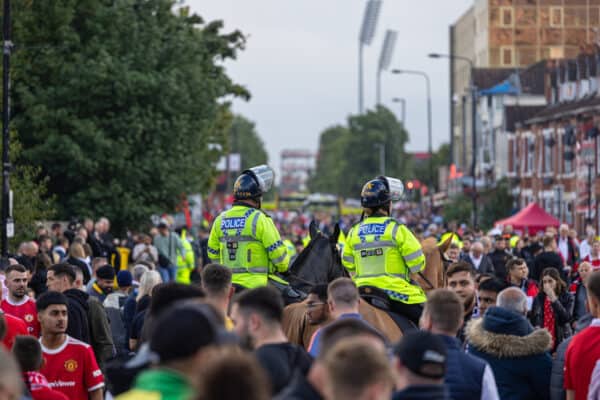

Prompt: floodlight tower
[358,0,382,114]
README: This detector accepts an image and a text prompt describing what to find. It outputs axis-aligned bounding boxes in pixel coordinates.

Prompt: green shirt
[116,369,194,400]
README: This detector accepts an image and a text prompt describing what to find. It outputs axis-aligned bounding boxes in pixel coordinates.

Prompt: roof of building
[526,95,600,124]
[473,68,518,90]
[519,60,546,95]
[410,152,431,161]
[505,106,547,131]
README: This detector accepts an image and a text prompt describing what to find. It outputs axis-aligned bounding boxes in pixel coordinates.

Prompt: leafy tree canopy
[309,106,411,198]
[229,114,268,171]
[10,0,248,232]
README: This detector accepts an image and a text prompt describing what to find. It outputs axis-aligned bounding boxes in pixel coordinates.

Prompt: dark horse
[286,221,349,295]
[282,221,406,346]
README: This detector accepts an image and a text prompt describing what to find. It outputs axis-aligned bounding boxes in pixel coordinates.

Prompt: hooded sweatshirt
[63,288,91,344]
[466,306,552,400]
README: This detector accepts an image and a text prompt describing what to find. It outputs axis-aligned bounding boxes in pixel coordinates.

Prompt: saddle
[359,286,418,334]
[359,286,391,311]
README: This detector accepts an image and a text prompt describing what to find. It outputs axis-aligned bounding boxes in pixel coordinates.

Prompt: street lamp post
[2,0,12,257]
[429,53,478,228]
[391,69,432,187]
[391,97,406,125]
[374,143,385,175]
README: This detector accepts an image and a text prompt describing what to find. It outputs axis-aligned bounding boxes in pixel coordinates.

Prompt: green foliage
[229,114,268,170]
[413,143,450,190]
[480,179,514,229]
[442,193,472,225]
[4,134,55,249]
[10,0,248,232]
[442,179,513,229]
[308,106,411,198]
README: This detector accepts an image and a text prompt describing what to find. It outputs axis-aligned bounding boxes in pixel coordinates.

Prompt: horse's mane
[289,233,320,272]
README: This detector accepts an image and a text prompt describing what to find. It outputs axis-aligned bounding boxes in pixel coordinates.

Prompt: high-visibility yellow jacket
[207,205,290,288]
[342,216,427,305]
[283,239,297,258]
[176,230,195,284]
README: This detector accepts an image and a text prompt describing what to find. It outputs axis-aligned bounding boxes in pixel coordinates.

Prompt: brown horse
[282,235,450,348]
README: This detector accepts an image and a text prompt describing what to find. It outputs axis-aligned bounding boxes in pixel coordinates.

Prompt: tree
[308,105,411,198]
[3,134,55,249]
[10,0,249,232]
[480,179,513,229]
[413,143,450,191]
[308,125,349,194]
[229,115,268,170]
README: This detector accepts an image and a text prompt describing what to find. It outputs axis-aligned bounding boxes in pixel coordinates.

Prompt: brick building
[508,51,600,232]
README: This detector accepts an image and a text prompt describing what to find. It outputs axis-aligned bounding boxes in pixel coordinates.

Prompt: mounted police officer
[207,165,291,290]
[342,176,426,326]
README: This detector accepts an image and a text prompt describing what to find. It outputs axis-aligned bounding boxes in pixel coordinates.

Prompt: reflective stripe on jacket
[207,205,290,288]
[342,216,426,304]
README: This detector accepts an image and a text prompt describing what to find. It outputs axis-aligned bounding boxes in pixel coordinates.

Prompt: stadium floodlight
[358,0,382,114]
[376,29,397,105]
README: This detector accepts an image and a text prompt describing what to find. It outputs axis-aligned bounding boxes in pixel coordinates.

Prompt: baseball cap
[96,265,116,280]
[116,270,133,288]
[393,331,447,379]
[150,302,236,363]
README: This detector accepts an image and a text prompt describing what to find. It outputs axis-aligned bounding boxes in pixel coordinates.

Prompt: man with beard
[37,291,104,400]
[1,264,40,336]
[87,265,115,303]
[46,264,91,343]
[445,262,477,343]
[231,286,312,397]
[306,285,330,326]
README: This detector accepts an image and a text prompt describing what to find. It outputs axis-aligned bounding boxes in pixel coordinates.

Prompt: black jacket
[530,292,574,351]
[63,288,91,343]
[392,385,451,400]
[464,254,495,275]
[532,252,565,282]
[273,370,322,400]
[488,249,510,280]
[549,314,592,400]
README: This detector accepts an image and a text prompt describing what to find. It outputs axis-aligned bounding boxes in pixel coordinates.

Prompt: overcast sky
[188,0,473,167]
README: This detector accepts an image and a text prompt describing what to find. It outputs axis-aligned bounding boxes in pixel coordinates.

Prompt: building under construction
[280,150,315,195]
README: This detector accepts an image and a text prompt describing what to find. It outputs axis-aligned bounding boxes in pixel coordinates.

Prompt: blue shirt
[308,313,363,357]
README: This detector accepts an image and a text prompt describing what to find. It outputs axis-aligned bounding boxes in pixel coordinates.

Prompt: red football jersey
[1,296,40,337]
[40,336,104,400]
[23,371,69,400]
[1,312,29,349]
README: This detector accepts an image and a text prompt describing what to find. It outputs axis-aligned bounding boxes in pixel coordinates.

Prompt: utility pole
[2,0,12,257]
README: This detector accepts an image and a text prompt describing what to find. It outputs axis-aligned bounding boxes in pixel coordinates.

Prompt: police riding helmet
[233,165,274,201]
[360,176,404,209]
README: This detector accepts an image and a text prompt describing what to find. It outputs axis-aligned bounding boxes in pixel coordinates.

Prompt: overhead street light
[391,97,406,125]
[428,52,478,227]
[391,69,433,189]
[358,0,382,114]
[376,29,397,106]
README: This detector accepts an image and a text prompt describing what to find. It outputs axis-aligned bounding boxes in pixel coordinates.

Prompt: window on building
[544,131,554,174]
[565,201,573,225]
[550,7,563,27]
[553,186,564,220]
[501,7,514,27]
[501,47,514,66]
[526,136,535,174]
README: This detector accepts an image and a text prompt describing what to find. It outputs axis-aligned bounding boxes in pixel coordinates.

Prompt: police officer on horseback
[342,176,426,325]
[207,165,291,290]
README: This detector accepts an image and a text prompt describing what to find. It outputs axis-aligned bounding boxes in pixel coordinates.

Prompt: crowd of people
[0,212,599,400]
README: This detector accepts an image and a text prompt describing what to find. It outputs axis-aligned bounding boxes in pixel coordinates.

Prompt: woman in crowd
[128,270,162,351]
[530,268,574,352]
